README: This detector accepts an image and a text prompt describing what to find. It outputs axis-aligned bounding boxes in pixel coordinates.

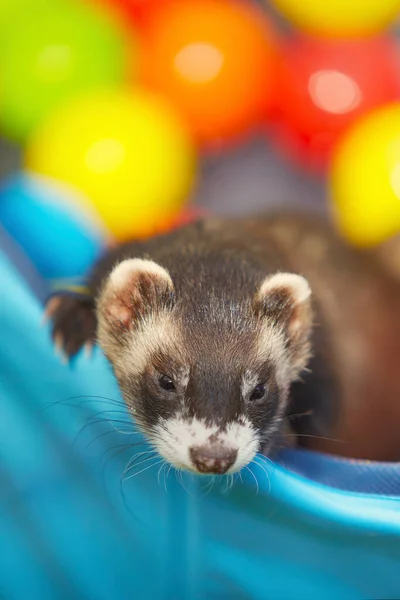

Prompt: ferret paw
[44,293,97,361]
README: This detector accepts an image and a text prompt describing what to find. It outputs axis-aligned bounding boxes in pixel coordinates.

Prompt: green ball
[0,0,55,27]
[0,2,132,142]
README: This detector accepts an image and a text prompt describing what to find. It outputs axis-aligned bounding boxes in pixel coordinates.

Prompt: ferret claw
[44,296,62,320]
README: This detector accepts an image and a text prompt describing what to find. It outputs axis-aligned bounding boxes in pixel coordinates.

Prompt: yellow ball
[270,0,400,36]
[25,88,196,241]
[330,103,400,247]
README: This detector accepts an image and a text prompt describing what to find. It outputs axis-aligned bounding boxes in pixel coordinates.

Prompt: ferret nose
[190,446,237,474]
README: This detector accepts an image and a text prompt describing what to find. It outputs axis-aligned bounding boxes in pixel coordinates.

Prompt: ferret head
[97,259,313,475]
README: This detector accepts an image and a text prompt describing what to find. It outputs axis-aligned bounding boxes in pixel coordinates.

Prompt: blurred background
[2,0,400,291]
[2,4,400,598]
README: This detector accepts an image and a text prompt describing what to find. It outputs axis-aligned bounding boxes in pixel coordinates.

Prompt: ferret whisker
[157,461,164,485]
[118,470,137,520]
[244,465,259,495]
[162,463,170,494]
[201,477,212,494]
[224,474,235,493]
[167,463,174,481]
[99,443,148,492]
[123,454,158,480]
[176,469,184,491]
[124,459,164,482]
[112,428,139,435]
[72,416,122,442]
[42,394,127,412]
[85,409,133,425]
[83,428,135,451]
[198,476,215,499]
[119,450,150,484]
[157,461,167,487]
[123,454,159,480]
[208,476,215,491]
[258,453,275,471]
[124,449,153,470]
[90,407,131,416]
[252,457,271,495]
[100,442,144,471]
[176,469,194,496]
[284,410,314,421]
[84,421,141,450]
[123,450,156,477]
[72,415,138,448]
[285,432,344,443]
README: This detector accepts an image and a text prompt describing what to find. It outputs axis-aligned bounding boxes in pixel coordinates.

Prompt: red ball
[273,36,400,170]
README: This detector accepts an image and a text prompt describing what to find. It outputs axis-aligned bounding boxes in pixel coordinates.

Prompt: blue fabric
[278,447,400,496]
[1,248,400,600]
[0,224,49,303]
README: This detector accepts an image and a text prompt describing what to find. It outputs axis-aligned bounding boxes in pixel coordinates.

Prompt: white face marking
[256,272,313,384]
[98,313,181,377]
[149,415,259,474]
[256,323,289,386]
[241,370,260,399]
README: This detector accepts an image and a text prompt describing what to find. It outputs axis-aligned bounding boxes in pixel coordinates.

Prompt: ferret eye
[158,374,176,392]
[249,384,266,401]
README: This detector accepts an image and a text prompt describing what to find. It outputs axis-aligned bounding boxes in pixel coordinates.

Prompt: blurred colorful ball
[26,89,196,241]
[96,0,167,25]
[269,0,400,36]
[273,37,400,170]
[0,2,131,142]
[330,103,400,247]
[0,0,56,29]
[149,205,208,237]
[139,0,278,146]
[0,174,106,279]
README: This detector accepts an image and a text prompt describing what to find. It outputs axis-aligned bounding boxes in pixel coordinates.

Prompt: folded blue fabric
[1,246,399,600]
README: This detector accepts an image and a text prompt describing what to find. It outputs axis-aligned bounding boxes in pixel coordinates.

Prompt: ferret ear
[254,272,312,343]
[97,258,175,330]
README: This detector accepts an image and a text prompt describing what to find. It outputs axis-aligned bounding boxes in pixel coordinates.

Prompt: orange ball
[139,0,278,146]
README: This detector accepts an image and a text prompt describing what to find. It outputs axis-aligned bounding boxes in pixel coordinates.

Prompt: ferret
[45,214,400,475]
